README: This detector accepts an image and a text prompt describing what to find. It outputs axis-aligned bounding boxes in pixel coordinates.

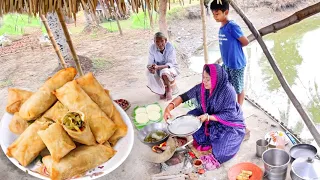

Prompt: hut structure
[0,0,320,148]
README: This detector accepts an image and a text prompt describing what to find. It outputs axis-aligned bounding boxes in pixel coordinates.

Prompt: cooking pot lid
[167,115,201,136]
[292,157,320,179]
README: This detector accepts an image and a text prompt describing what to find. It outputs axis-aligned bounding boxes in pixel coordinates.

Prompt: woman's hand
[198,114,209,123]
[163,108,172,121]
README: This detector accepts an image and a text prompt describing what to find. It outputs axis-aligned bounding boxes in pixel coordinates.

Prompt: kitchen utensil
[290,157,320,180]
[256,139,269,158]
[262,148,290,180]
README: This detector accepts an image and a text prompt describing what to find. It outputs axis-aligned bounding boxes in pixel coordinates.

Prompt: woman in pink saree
[164,64,245,165]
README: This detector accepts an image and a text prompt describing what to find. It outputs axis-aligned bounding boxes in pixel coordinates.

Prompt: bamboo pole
[56,9,84,76]
[214,2,320,64]
[40,14,67,69]
[113,5,123,35]
[147,0,154,30]
[229,0,320,146]
[200,0,208,64]
[247,2,320,43]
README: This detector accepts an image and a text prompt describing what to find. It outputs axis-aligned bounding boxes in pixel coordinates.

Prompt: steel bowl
[137,122,169,147]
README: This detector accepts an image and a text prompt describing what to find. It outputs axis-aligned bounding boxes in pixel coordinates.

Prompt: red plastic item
[228,162,263,180]
[188,152,196,159]
[198,169,205,174]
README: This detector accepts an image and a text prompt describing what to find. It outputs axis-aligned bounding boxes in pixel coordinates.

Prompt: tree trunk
[57,9,84,76]
[46,13,72,62]
[200,0,209,64]
[159,0,168,38]
[84,11,93,26]
[40,15,67,69]
[98,0,109,19]
[229,0,320,147]
[214,2,320,64]
[81,0,99,26]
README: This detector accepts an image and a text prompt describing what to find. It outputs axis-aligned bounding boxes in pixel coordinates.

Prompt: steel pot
[291,157,320,180]
[262,148,291,180]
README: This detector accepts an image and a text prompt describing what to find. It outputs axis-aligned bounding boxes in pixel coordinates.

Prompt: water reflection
[190,16,320,144]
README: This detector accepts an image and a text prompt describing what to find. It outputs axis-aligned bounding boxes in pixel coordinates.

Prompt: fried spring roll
[42,145,116,180]
[61,111,96,145]
[9,112,29,134]
[38,123,76,162]
[7,121,50,166]
[54,80,116,144]
[6,88,33,114]
[76,73,127,146]
[19,67,77,120]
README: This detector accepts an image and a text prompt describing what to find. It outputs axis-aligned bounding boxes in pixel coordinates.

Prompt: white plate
[0,103,134,180]
[167,115,201,136]
[264,131,289,147]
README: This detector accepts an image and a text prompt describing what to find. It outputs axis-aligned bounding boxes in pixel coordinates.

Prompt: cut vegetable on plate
[148,111,161,121]
[133,103,163,129]
[146,104,161,113]
[135,113,149,124]
[135,107,147,114]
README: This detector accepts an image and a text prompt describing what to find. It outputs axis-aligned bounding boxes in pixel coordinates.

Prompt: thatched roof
[0,0,159,18]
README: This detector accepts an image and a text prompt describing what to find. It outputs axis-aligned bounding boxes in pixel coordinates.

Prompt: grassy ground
[0,14,46,35]
[0,1,198,36]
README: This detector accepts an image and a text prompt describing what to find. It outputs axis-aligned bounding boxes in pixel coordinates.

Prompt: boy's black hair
[210,0,229,12]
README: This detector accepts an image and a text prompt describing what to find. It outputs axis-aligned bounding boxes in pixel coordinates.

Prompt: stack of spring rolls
[5,67,128,180]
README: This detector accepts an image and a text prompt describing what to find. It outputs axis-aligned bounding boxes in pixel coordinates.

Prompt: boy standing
[210,0,249,106]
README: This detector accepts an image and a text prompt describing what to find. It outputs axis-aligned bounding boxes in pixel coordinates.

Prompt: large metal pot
[291,157,320,180]
[262,148,291,180]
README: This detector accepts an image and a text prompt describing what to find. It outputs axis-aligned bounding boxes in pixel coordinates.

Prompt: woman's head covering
[200,64,229,113]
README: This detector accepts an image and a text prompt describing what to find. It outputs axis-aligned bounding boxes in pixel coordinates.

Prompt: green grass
[92,57,113,70]
[0,14,45,35]
[100,12,156,32]
[0,79,13,88]
[100,2,194,32]
[0,2,195,35]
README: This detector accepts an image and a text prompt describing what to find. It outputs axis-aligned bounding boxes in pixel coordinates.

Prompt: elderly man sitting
[147,32,180,101]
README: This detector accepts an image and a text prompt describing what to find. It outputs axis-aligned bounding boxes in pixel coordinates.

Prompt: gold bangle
[169,102,176,109]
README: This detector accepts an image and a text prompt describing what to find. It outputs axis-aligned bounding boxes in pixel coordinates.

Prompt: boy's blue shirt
[219,20,246,69]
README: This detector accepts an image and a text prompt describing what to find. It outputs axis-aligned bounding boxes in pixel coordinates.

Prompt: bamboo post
[113,6,123,35]
[246,2,320,43]
[214,2,320,64]
[40,14,67,69]
[147,0,154,30]
[229,0,320,146]
[200,0,208,64]
[56,9,84,76]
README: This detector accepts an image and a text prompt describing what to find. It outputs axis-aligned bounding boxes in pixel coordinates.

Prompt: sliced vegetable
[62,112,85,132]
[135,107,147,114]
[146,104,161,113]
[135,113,149,124]
[147,111,161,121]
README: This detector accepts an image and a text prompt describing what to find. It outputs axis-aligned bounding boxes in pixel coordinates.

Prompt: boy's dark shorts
[222,64,245,94]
